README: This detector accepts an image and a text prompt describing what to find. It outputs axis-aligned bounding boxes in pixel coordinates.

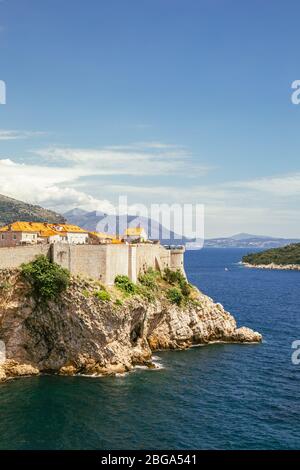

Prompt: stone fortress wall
[0,245,51,269]
[0,243,185,285]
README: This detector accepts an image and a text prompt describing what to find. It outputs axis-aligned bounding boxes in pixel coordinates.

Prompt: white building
[0,222,89,247]
[124,227,148,243]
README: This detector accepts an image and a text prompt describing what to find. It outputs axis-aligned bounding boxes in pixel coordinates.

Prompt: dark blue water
[0,248,299,450]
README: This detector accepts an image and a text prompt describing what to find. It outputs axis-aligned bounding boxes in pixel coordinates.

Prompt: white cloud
[0,140,213,218]
[97,173,300,237]
[33,144,211,176]
[0,159,114,213]
[1,139,300,237]
[0,129,45,140]
[230,173,300,196]
[107,171,300,201]
[105,141,183,150]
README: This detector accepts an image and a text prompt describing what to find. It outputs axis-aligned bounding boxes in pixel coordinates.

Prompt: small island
[242,243,300,270]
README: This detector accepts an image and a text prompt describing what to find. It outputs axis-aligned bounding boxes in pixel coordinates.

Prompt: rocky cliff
[0,269,262,382]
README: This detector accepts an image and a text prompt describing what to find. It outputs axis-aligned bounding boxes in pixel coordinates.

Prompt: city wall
[0,245,51,269]
[0,243,185,285]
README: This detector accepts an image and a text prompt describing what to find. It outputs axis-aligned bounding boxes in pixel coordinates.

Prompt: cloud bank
[0,139,299,237]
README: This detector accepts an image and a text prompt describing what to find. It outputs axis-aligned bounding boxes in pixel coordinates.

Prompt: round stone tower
[170,246,186,278]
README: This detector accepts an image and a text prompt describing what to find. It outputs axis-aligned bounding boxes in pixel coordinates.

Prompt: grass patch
[93,290,111,302]
[82,289,90,298]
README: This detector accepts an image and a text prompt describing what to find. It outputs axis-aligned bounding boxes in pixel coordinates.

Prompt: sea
[0,248,299,450]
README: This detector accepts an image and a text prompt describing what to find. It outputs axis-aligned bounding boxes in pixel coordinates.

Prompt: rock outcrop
[0,269,262,382]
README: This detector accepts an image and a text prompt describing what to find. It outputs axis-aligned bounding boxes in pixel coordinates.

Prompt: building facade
[124,227,148,243]
[0,222,89,247]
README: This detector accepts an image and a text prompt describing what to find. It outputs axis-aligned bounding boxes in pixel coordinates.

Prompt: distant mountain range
[64,209,299,249]
[64,208,188,245]
[204,233,300,249]
[0,197,296,250]
[0,194,65,227]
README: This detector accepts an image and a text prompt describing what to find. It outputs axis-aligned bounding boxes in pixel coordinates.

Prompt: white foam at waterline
[77,373,104,378]
[151,357,165,370]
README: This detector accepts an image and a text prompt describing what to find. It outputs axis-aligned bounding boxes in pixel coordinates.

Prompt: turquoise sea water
[0,248,300,450]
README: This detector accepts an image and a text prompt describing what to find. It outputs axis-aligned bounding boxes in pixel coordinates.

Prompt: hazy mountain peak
[64,208,89,217]
[230,233,271,241]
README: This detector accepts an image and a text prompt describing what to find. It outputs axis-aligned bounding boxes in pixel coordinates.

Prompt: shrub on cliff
[138,268,160,290]
[93,290,111,301]
[163,268,191,298]
[21,255,70,301]
[114,275,138,295]
[163,268,182,284]
[167,287,183,306]
[179,279,191,297]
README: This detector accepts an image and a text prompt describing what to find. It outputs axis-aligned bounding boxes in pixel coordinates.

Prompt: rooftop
[125,227,145,236]
[0,222,88,236]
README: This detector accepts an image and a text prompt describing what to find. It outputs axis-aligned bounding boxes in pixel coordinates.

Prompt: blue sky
[0,0,300,237]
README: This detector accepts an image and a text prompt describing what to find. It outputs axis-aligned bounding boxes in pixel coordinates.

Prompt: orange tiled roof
[89,231,115,239]
[0,222,88,237]
[49,224,88,233]
[125,227,145,236]
[111,238,122,244]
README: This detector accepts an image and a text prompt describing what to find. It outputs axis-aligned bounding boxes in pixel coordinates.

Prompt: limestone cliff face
[0,270,261,381]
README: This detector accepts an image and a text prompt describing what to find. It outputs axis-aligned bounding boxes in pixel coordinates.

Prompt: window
[13,235,17,240]
[1,234,4,240]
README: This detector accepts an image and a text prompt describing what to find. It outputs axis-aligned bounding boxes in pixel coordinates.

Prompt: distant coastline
[242,243,300,270]
[243,262,300,271]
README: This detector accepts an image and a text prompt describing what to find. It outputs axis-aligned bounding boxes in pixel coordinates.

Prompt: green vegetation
[114,275,138,295]
[242,243,300,266]
[136,284,155,302]
[167,287,184,305]
[21,255,70,301]
[19,256,192,308]
[0,193,65,227]
[114,267,192,305]
[163,267,183,284]
[93,290,111,301]
[163,268,191,298]
[138,268,160,290]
